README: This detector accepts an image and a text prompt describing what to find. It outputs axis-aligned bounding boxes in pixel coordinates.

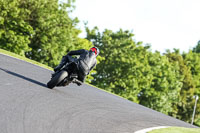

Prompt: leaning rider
[54,47,100,84]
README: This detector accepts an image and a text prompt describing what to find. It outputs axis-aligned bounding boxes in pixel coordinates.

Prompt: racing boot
[72,78,82,86]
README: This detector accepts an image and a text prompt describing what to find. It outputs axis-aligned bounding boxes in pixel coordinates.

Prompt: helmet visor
[90,48,97,55]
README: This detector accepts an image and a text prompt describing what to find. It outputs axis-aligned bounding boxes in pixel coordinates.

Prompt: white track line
[134,126,170,133]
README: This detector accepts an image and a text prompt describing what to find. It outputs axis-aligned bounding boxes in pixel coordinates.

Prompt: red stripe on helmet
[90,48,97,55]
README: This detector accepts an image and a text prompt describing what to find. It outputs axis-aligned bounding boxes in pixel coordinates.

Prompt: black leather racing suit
[66,49,97,82]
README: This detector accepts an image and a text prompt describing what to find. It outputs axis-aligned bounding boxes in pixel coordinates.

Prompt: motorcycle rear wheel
[47,70,68,89]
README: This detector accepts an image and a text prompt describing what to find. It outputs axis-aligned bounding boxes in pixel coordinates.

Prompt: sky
[66,0,200,53]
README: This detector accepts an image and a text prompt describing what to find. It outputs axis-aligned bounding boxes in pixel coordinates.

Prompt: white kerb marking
[134,126,170,133]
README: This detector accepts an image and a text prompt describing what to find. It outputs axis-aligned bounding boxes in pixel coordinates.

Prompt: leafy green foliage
[0,0,92,67]
[182,51,200,125]
[193,41,200,53]
[0,0,34,56]
[22,0,84,67]
[166,50,195,122]
[139,51,183,115]
[86,27,200,125]
[86,28,144,102]
[86,28,181,115]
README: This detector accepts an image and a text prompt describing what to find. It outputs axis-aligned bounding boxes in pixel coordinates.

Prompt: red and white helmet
[90,47,100,56]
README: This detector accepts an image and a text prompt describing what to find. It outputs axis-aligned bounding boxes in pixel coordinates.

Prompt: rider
[53,47,100,84]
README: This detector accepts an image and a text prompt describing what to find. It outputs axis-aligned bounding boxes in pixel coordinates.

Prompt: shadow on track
[0,68,47,88]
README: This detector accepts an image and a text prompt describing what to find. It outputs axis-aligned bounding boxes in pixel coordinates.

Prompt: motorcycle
[47,61,82,89]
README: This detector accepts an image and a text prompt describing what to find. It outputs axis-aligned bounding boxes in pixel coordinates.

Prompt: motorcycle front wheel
[47,70,68,89]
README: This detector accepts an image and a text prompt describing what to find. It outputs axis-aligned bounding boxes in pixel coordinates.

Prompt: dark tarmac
[0,53,196,133]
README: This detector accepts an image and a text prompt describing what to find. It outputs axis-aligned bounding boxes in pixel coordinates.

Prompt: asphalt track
[0,53,197,133]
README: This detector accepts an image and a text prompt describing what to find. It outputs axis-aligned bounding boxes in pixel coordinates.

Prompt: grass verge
[0,48,53,71]
[148,127,200,133]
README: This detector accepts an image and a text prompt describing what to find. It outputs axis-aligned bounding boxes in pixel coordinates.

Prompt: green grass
[0,48,53,71]
[148,127,200,133]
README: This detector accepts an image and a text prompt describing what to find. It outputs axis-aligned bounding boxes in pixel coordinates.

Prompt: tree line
[0,0,199,126]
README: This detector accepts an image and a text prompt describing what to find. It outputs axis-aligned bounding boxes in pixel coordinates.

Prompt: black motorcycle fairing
[65,61,79,72]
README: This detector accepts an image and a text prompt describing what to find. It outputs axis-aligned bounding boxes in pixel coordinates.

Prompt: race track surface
[0,53,196,133]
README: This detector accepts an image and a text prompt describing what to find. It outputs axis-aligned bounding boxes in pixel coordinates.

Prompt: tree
[193,40,200,53]
[139,51,183,115]
[22,0,83,67]
[0,0,92,67]
[166,50,195,122]
[86,27,149,102]
[182,51,200,125]
[86,27,182,116]
[0,0,34,56]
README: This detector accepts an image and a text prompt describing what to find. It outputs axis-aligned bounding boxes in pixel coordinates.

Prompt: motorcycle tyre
[47,70,68,89]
